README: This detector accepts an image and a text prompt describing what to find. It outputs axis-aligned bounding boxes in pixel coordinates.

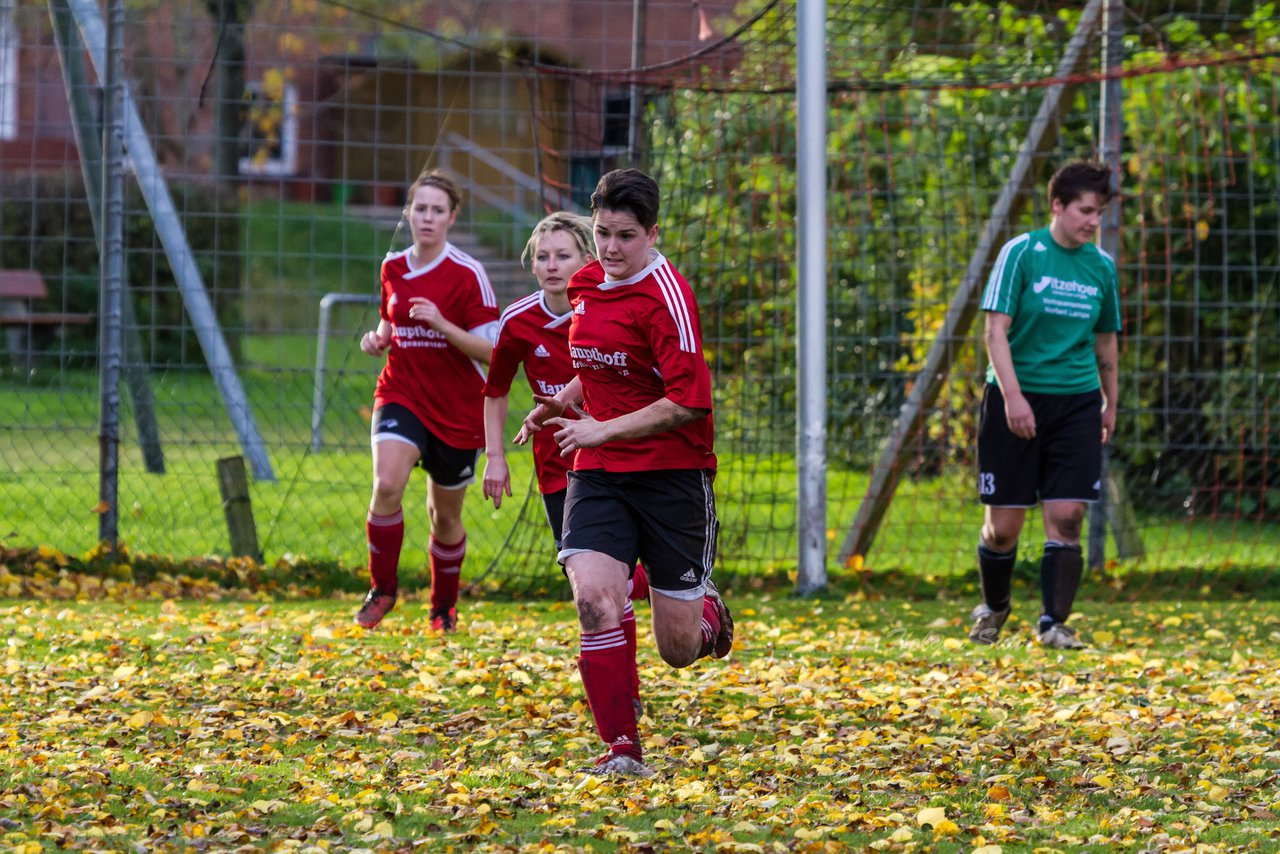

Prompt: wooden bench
[0,269,96,368]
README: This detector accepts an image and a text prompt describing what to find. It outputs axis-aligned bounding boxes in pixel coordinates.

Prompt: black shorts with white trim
[370,402,479,489]
[977,383,1103,506]
[558,468,718,601]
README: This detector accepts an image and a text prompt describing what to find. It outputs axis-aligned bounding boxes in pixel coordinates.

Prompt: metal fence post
[96,0,124,551]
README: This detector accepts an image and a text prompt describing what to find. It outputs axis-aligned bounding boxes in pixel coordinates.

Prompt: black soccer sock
[977,540,1016,612]
[1039,541,1084,629]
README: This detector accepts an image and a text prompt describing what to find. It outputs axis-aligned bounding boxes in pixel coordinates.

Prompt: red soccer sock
[620,602,641,708]
[700,594,722,649]
[628,563,650,601]
[429,534,466,613]
[366,509,404,595]
[578,627,641,760]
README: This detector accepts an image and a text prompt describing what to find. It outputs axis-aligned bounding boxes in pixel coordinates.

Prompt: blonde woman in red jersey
[482,212,650,716]
[355,170,499,632]
[520,170,733,777]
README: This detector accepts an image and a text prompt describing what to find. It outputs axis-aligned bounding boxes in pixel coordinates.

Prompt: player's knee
[655,635,698,668]
[1054,516,1084,541]
[574,593,616,633]
[981,525,1018,553]
[428,505,462,531]
[371,478,405,508]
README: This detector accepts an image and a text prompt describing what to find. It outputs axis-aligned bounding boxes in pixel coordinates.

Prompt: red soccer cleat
[429,606,458,633]
[354,589,397,630]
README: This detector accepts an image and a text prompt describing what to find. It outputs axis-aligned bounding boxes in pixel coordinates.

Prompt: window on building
[601,88,631,151]
[0,1,18,141]
[238,78,298,177]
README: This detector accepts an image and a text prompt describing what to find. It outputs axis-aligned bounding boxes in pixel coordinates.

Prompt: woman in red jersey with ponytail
[355,169,499,633]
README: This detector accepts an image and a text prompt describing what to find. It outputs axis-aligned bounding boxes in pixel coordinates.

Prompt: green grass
[2,593,1279,850]
[3,359,1280,596]
[241,200,398,334]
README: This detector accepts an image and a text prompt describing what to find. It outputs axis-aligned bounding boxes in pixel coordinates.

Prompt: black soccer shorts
[370,402,479,489]
[977,383,1103,506]
[558,468,719,601]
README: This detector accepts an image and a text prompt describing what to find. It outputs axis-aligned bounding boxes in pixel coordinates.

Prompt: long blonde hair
[521,212,594,269]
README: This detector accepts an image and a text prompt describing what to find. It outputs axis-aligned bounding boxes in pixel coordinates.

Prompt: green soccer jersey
[981,227,1121,394]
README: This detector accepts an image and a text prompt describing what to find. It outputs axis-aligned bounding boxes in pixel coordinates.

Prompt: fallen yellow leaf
[916,806,947,827]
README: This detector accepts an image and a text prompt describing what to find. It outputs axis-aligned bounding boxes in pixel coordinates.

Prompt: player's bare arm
[548,397,709,456]
[408,297,493,363]
[984,312,1036,439]
[1095,331,1119,444]
[482,395,514,508]
[361,319,393,355]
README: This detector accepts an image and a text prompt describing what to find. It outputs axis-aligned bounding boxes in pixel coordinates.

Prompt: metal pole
[67,0,275,481]
[794,0,828,594]
[628,0,648,166]
[97,0,124,550]
[1089,0,1124,569]
[49,0,165,475]
[311,293,378,452]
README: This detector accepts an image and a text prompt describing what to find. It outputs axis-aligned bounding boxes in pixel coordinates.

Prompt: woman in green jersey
[968,160,1121,650]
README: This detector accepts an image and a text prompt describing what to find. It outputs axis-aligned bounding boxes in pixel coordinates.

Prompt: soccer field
[3,590,1278,850]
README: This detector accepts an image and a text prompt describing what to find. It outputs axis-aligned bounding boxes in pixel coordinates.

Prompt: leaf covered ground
[3,574,1280,852]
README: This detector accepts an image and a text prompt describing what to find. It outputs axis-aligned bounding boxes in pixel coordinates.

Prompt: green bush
[0,170,242,367]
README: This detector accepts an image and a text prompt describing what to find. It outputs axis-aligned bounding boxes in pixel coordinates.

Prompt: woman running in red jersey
[520,170,732,777]
[355,169,499,633]
[481,211,650,715]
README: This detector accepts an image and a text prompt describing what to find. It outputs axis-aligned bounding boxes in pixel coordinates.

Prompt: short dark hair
[407,169,461,212]
[590,168,660,231]
[1048,160,1113,207]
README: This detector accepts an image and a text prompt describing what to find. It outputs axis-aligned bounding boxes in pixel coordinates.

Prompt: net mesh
[0,0,1276,597]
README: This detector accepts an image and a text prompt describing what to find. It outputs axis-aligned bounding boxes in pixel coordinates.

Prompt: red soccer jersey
[483,291,576,494]
[566,255,716,472]
[373,244,499,450]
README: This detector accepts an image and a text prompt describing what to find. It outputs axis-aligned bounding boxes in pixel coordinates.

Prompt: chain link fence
[1,0,1276,596]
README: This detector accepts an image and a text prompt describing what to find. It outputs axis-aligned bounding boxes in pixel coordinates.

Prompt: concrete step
[342,206,534,307]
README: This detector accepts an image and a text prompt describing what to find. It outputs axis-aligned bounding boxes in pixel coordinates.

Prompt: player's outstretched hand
[517,394,568,445]
[482,454,512,509]
[360,329,390,355]
[549,403,604,456]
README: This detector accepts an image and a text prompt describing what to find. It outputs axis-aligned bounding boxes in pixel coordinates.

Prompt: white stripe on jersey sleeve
[653,261,697,353]
[981,233,1031,312]
[447,246,497,308]
[495,293,542,340]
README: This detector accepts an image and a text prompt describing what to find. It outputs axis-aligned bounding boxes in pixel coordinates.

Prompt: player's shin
[577,628,642,760]
[366,509,405,594]
[620,602,642,713]
[1039,541,1083,629]
[977,540,1016,612]
[429,534,466,614]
